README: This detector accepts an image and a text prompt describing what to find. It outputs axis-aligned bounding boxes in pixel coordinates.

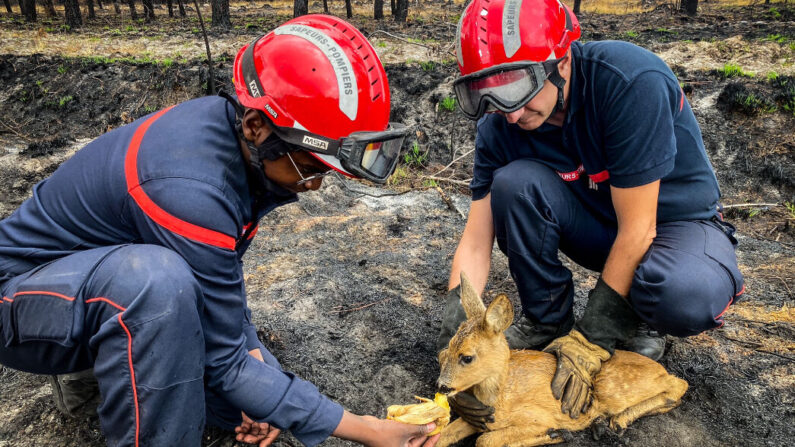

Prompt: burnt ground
[0,1,794,446]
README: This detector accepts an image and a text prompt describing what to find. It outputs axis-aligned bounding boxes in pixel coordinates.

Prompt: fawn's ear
[460,271,486,320]
[484,294,513,335]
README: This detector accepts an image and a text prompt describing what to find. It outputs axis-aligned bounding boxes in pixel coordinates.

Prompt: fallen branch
[432,148,475,176]
[756,349,795,363]
[723,202,780,209]
[436,186,465,219]
[423,176,471,186]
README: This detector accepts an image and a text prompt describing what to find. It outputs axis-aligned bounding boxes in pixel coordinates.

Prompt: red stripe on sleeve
[13,290,75,301]
[588,170,610,183]
[124,106,237,250]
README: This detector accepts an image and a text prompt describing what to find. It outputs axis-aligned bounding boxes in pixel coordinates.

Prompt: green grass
[624,30,639,39]
[422,179,439,188]
[763,33,789,44]
[785,201,795,219]
[738,93,777,113]
[718,63,754,78]
[420,61,436,71]
[403,142,428,167]
[439,96,456,112]
[58,95,74,107]
[387,166,408,186]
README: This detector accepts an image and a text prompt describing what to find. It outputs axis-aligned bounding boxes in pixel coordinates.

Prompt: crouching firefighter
[435,0,744,426]
[0,15,439,447]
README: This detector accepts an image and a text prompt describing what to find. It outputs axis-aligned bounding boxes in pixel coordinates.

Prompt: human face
[262,150,332,193]
[497,79,561,130]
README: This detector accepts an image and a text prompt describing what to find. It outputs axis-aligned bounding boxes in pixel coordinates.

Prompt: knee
[106,245,201,311]
[491,160,560,221]
[631,250,733,337]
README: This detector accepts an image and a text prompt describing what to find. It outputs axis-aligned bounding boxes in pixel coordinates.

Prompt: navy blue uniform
[473,41,744,336]
[0,97,342,446]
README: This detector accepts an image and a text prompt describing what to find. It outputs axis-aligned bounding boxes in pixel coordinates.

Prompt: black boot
[504,313,574,350]
[621,322,666,361]
[48,369,100,419]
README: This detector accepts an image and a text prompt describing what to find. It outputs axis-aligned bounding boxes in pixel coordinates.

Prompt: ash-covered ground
[1,2,794,447]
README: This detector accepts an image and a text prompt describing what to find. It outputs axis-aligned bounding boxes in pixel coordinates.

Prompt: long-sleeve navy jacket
[0,96,343,446]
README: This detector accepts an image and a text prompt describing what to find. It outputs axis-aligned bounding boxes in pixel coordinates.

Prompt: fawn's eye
[459,355,474,365]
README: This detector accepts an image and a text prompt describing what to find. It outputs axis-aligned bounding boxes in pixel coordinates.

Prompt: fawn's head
[437,272,513,396]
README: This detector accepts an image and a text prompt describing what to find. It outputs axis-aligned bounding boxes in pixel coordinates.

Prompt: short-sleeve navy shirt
[471,41,720,223]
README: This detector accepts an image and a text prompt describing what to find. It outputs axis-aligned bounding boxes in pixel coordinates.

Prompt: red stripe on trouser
[118,313,140,447]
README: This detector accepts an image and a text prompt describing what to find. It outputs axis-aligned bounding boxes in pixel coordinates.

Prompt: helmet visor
[454,60,561,120]
[272,122,409,184]
[340,123,408,183]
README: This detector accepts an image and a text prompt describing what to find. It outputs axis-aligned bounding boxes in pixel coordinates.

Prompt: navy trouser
[490,160,745,337]
[0,244,270,446]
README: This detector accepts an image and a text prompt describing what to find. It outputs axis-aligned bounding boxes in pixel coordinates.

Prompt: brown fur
[436,273,688,447]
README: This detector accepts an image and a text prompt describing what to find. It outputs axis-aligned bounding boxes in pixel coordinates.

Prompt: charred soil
[0,2,793,447]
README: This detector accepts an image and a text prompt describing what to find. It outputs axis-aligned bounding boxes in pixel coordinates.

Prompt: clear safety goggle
[271,123,409,184]
[453,59,563,120]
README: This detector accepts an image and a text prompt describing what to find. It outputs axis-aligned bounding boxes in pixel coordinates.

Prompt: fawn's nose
[437,384,454,394]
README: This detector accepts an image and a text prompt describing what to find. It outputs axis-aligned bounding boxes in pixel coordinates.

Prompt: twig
[0,120,29,139]
[756,349,795,363]
[750,232,795,249]
[436,186,465,219]
[723,202,780,209]
[328,297,390,314]
[432,148,475,176]
[368,30,434,50]
[424,176,471,186]
[332,174,416,198]
[192,0,215,95]
[760,274,795,301]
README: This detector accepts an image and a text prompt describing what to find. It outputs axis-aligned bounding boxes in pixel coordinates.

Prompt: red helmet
[456,0,580,76]
[233,14,397,178]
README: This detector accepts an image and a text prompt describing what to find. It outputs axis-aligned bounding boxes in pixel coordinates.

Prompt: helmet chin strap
[547,67,567,116]
[219,91,297,199]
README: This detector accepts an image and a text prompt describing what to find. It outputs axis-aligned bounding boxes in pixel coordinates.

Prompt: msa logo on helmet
[302,135,328,151]
[264,104,278,118]
[248,79,262,98]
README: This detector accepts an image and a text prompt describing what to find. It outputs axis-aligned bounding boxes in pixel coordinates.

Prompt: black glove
[436,285,467,353]
[448,391,494,430]
[575,277,640,354]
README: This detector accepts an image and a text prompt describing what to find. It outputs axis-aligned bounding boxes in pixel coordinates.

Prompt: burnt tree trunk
[177,0,185,16]
[344,0,351,18]
[64,0,82,28]
[97,0,103,9]
[43,0,56,16]
[211,0,231,28]
[167,0,173,16]
[3,0,11,14]
[394,0,407,22]
[680,0,698,16]
[573,0,581,15]
[293,0,307,17]
[127,0,138,20]
[374,0,383,19]
[142,0,155,20]
[322,0,327,13]
[112,0,121,14]
[87,0,96,19]
[20,0,35,22]
[390,0,395,16]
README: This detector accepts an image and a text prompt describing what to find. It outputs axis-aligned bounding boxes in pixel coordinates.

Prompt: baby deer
[436,273,688,447]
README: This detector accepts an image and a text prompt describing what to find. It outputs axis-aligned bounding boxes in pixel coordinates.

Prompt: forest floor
[0,1,793,446]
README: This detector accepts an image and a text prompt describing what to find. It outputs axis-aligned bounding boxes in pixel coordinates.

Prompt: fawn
[435,272,688,447]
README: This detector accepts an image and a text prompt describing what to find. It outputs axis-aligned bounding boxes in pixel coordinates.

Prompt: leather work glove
[448,391,494,431]
[436,285,467,353]
[543,330,610,418]
[544,277,640,418]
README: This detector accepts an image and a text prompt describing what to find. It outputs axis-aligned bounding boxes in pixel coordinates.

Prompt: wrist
[332,411,379,445]
[575,277,639,354]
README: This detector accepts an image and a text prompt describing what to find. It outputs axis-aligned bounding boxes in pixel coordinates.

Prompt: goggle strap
[241,35,266,99]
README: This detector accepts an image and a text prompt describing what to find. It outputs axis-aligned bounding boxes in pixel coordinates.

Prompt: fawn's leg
[475,425,564,447]
[609,376,688,430]
[437,418,479,447]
